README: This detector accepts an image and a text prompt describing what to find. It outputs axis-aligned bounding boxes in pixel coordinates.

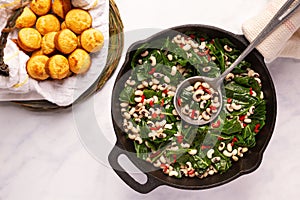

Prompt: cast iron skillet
[108,24,277,193]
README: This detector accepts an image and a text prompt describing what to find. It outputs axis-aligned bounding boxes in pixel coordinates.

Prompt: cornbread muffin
[65,9,92,34]
[30,0,52,16]
[18,28,42,52]
[26,55,49,80]
[46,55,70,80]
[68,49,91,74]
[54,29,77,54]
[41,32,57,55]
[61,21,67,30]
[36,14,60,35]
[15,7,37,28]
[80,28,104,53]
[52,0,72,19]
[31,49,44,57]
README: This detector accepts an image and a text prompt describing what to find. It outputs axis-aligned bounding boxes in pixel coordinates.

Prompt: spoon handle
[216,0,300,85]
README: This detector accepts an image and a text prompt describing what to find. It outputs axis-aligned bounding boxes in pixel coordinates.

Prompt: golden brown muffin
[15,7,37,28]
[68,49,91,74]
[41,32,57,55]
[54,29,77,54]
[80,28,104,53]
[26,55,49,80]
[31,49,44,57]
[46,55,70,80]
[30,0,52,16]
[36,14,60,35]
[61,21,67,30]
[18,28,42,52]
[52,0,72,19]
[65,9,92,34]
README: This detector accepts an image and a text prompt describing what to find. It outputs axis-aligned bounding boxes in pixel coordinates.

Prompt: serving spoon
[174,0,300,125]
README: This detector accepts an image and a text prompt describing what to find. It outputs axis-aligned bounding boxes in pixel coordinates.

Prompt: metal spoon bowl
[174,0,300,125]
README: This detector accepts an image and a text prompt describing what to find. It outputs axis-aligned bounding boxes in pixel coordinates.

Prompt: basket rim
[5,0,124,111]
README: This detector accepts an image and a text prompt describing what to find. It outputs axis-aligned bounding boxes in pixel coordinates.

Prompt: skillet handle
[108,144,163,194]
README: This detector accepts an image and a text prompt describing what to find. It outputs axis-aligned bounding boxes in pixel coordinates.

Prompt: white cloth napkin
[242,0,300,62]
[0,0,109,106]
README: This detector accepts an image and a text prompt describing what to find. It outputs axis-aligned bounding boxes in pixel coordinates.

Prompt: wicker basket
[3,0,124,111]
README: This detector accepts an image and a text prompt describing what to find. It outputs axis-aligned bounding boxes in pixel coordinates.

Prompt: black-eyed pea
[232,155,239,162]
[223,150,232,157]
[169,170,179,177]
[203,66,211,73]
[128,133,137,140]
[202,111,211,121]
[244,118,252,123]
[206,149,215,159]
[164,76,170,83]
[140,50,149,57]
[231,102,242,110]
[171,66,177,76]
[188,149,197,155]
[123,112,131,120]
[200,100,207,109]
[242,147,248,153]
[218,142,225,151]
[120,102,129,107]
[232,149,238,156]
[227,143,233,152]
[194,81,202,90]
[201,94,211,101]
[153,160,161,167]
[149,56,156,66]
[224,45,232,52]
[211,156,221,163]
[225,73,234,81]
[167,54,173,61]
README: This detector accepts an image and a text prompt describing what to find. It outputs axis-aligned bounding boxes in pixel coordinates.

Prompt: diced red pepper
[210,105,217,111]
[218,136,224,141]
[200,37,205,41]
[163,89,168,95]
[160,99,164,106]
[152,113,158,118]
[239,115,246,121]
[160,114,165,119]
[148,68,156,74]
[197,50,209,56]
[254,124,261,133]
[149,100,154,107]
[190,34,196,39]
[231,137,238,146]
[211,120,221,128]
[210,39,215,44]
[249,87,253,95]
[141,95,145,103]
[161,164,169,173]
[203,88,211,94]
[207,55,211,61]
[227,98,232,103]
[188,169,195,175]
[177,97,182,106]
[172,154,177,163]
[177,135,184,143]
[190,109,196,119]
[201,145,211,150]
[150,125,161,131]
[243,123,247,128]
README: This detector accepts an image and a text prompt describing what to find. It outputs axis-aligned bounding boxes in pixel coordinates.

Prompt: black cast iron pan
[108,24,277,193]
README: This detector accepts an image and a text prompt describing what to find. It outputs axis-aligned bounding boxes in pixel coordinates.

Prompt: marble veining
[1,0,300,199]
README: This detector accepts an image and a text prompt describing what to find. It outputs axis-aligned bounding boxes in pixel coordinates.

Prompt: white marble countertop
[1,0,300,199]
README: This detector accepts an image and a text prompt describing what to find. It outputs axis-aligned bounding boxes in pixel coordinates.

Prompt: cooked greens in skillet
[119,33,266,179]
